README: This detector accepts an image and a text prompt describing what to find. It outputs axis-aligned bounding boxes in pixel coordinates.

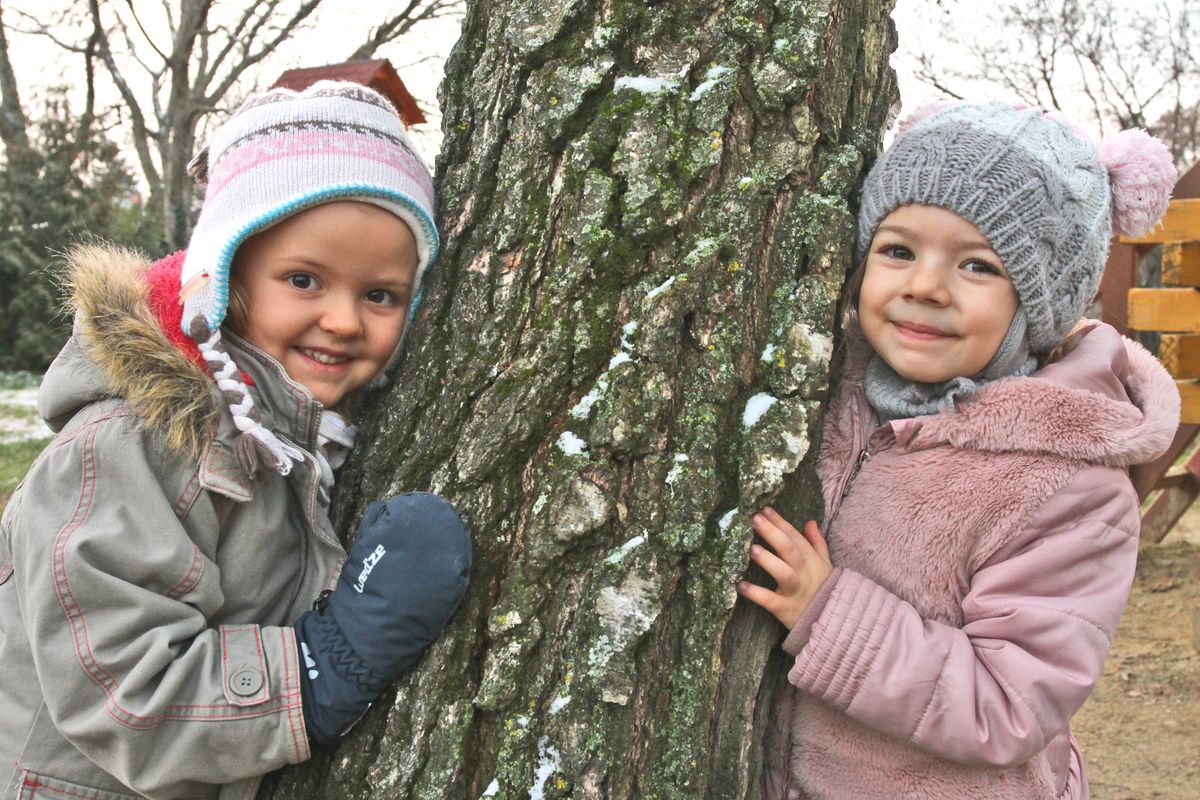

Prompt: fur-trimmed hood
[900,322,1180,466]
[39,245,218,461]
[836,320,1180,469]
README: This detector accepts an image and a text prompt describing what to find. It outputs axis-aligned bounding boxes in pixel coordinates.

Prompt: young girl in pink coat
[741,103,1180,799]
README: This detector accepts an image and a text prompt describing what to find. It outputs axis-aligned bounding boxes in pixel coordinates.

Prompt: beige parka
[1,246,348,799]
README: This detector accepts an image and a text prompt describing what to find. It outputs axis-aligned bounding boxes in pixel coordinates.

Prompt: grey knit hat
[856,102,1175,352]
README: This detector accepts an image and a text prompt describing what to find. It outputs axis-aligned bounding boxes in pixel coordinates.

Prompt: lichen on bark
[263,1,898,798]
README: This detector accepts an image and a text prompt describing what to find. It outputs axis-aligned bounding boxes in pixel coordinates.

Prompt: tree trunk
[0,1,30,154]
[265,0,897,797]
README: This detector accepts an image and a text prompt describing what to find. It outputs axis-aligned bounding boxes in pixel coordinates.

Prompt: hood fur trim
[64,244,218,461]
[906,326,1180,467]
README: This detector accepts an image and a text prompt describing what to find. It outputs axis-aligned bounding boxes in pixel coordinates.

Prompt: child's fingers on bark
[750,544,800,594]
[755,508,815,566]
[737,579,784,616]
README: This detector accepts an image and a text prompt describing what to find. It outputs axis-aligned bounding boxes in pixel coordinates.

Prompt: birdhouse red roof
[270,59,427,126]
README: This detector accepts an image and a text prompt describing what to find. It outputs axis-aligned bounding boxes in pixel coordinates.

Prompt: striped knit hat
[181,80,439,477]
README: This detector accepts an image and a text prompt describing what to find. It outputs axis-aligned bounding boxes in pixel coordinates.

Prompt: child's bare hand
[737,507,832,629]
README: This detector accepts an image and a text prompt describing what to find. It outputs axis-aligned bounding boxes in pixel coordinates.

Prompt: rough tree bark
[266,0,897,797]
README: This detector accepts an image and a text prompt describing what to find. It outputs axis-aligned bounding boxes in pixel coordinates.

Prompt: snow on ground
[0,387,51,444]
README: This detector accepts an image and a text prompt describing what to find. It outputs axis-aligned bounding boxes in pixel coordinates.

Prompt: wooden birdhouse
[270,59,427,127]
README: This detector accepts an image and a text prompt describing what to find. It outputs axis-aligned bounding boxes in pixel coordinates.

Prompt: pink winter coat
[763,322,1180,800]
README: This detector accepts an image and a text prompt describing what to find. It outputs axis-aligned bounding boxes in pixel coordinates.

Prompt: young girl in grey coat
[0,82,469,799]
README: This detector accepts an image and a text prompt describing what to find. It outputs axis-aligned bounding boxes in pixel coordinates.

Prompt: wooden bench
[1113,189,1200,542]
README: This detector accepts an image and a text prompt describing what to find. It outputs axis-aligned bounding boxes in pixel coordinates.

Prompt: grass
[0,402,41,427]
[0,436,50,514]
[0,371,40,391]
[0,370,50,514]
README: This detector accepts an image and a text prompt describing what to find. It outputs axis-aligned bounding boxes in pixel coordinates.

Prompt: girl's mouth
[892,320,952,340]
[299,347,351,365]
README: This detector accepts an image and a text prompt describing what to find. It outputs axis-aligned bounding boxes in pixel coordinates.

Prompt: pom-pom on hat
[856,102,1175,353]
[180,80,439,478]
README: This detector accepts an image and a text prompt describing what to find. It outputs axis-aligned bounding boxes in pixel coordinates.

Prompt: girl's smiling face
[858,204,1019,384]
[231,201,418,408]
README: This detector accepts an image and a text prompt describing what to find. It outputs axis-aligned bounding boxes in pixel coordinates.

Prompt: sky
[2,1,463,159]
[3,1,1191,161]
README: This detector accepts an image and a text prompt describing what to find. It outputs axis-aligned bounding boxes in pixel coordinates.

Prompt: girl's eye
[963,259,1002,276]
[287,273,317,290]
[879,244,913,260]
[365,289,396,305]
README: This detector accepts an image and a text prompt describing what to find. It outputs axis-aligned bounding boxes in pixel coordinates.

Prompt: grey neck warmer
[864,307,1038,423]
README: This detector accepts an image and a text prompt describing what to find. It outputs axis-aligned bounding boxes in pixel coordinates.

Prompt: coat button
[229,668,264,697]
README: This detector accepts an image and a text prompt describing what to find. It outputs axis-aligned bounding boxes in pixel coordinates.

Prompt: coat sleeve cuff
[781,567,843,656]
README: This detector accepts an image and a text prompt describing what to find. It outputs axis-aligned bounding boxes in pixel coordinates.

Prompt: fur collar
[901,323,1180,467]
[54,244,218,461]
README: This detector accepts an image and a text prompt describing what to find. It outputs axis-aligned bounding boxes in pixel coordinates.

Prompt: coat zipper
[842,443,871,499]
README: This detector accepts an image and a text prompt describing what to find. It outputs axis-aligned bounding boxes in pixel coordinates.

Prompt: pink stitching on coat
[53,423,124,696]
[19,774,119,800]
[238,776,262,800]
[221,625,269,705]
[172,470,200,517]
[165,546,204,599]
[102,697,303,730]
[50,409,128,449]
[282,628,306,762]
[50,420,288,729]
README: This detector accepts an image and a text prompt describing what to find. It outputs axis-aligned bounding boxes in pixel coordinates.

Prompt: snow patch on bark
[530,736,562,799]
[646,275,676,299]
[743,393,778,428]
[614,75,677,93]
[557,431,589,455]
[604,534,645,564]
[796,322,833,363]
[608,351,632,369]
[689,64,730,100]
[570,382,606,419]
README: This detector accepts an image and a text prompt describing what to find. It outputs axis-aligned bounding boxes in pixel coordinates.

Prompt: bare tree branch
[913,52,964,100]
[204,1,322,107]
[69,9,101,165]
[192,1,276,97]
[905,0,1199,165]
[6,0,457,245]
[122,0,169,62]
[0,0,30,152]
[6,8,90,53]
[346,0,463,62]
[87,0,161,193]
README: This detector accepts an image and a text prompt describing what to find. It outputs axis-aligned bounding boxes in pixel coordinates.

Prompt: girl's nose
[902,261,950,305]
[319,296,363,338]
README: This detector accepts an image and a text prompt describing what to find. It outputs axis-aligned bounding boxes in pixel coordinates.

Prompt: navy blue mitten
[293,492,470,743]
